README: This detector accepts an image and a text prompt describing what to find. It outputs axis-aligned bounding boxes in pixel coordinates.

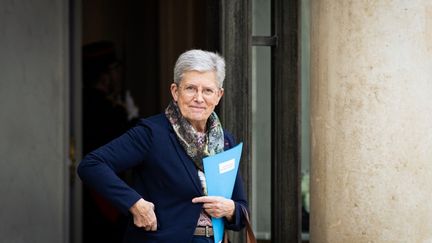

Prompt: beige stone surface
[310,1,432,242]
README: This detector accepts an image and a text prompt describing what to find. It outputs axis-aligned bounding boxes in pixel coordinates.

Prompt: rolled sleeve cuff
[120,192,143,215]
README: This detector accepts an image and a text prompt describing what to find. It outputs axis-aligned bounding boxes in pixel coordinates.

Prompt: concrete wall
[310,1,432,242]
[0,1,69,242]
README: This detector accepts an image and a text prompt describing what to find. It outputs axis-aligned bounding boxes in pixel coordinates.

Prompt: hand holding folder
[202,143,243,243]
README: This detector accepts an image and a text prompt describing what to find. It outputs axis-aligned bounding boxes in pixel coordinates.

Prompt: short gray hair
[173,49,226,88]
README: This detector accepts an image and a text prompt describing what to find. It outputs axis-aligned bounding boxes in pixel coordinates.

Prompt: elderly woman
[78,49,248,243]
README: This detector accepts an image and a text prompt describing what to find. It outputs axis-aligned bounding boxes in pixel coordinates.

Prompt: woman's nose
[194,91,205,102]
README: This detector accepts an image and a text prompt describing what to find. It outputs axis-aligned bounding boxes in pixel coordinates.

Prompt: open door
[220,0,301,242]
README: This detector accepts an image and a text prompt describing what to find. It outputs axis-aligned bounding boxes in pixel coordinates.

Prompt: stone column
[310,1,432,242]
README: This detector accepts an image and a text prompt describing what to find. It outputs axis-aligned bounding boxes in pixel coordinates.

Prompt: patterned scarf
[165,101,224,171]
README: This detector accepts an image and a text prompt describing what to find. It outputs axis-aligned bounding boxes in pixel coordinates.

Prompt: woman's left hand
[192,196,235,221]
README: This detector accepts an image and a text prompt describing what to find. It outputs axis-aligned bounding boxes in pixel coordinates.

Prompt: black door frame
[272,0,301,242]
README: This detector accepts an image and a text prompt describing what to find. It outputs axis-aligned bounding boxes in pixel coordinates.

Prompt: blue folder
[203,142,243,243]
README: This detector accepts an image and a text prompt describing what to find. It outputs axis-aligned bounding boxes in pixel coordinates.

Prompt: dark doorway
[82,0,220,117]
[80,1,220,242]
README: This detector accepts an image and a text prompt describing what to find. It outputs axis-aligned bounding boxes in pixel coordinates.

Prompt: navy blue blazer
[78,114,247,243]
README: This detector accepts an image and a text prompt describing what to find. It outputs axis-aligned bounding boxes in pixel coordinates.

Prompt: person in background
[83,41,139,154]
[78,49,248,242]
[82,41,138,243]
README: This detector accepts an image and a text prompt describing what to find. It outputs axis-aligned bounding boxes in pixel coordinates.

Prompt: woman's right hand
[129,198,158,231]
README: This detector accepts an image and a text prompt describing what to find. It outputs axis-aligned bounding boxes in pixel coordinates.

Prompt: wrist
[225,200,236,222]
[129,198,144,215]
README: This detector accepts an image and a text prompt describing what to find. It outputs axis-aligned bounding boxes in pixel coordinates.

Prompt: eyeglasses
[179,84,221,99]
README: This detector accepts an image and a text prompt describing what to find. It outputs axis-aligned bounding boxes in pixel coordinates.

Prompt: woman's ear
[170,83,179,102]
[218,88,224,98]
[215,88,224,105]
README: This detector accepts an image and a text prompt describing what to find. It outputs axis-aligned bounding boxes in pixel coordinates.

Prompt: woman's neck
[190,121,206,133]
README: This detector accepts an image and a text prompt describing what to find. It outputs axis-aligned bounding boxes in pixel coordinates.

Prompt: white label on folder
[219,159,235,174]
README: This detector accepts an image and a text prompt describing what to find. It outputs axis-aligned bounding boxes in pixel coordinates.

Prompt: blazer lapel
[169,132,203,195]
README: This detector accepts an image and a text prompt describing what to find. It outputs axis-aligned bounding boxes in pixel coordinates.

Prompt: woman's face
[170,70,224,132]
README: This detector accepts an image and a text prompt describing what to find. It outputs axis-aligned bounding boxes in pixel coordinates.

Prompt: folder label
[219,159,235,174]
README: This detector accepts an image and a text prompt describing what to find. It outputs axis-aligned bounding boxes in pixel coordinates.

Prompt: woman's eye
[204,89,214,95]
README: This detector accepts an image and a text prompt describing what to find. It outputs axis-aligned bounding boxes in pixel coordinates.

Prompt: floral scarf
[165,101,224,171]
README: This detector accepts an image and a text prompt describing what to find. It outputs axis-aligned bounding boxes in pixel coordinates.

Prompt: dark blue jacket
[78,114,247,243]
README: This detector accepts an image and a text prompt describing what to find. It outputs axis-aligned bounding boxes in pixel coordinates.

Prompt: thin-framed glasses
[179,84,220,99]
